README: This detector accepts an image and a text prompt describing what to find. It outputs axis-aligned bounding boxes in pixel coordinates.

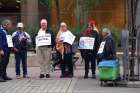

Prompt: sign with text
[60,31,75,45]
[79,37,95,50]
[36,34,51,47]
[98,41,106,54]
[6,35,13,47]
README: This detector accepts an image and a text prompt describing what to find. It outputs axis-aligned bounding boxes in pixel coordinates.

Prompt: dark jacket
[47,29,55,49]
[80,29,100,58]
[101,35,116,60]
[12,31,29,51]
[0,26,10,53]
[63,42,72,54]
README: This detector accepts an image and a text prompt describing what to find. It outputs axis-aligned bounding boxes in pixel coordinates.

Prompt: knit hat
[17,22,24,28]
[102,28,111,34]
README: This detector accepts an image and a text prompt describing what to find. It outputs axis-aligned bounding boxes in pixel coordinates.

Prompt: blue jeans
[15,50,27,76]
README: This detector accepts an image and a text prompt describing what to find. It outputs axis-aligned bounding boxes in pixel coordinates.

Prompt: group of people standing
[36,20,74,78]
[0,18,116,82]
[0,19,31,82]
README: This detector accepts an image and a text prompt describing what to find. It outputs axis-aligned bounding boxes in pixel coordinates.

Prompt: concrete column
[21,0,39,28]
[21,0,27,24]
[135,0,140,80]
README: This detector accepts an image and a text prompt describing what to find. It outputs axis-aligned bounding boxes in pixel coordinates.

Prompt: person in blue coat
[0,19,13,82]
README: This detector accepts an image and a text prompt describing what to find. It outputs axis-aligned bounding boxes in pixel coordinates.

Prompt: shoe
[4,76,12,80]
[84,75,88,79]
[92,74,96,79]
[16,75,21,79]
[0,78,6,82]
[23,75,29,78]
[46,74,50,78]
[39,74,45,78]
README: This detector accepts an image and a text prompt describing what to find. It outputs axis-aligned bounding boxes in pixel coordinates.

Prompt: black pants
[0,52,10,78]
[84,54,96,75]
[15,50,27,76]
[60,53,73,76]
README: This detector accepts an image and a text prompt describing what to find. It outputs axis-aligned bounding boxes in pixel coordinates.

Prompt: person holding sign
[36,19,55,78]
[79,22,100,79]
[12,22,31,79]
[98,28,116,60]
[0,19,13,82]
[56,22,74,78]
[88,20,99,33]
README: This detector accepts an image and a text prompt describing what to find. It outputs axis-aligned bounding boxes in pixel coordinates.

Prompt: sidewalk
[0,66,140,93]
[0,52,140,93]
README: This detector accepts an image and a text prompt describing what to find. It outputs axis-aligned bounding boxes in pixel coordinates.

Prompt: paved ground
[0,66,140,93]
[0,53,140,93]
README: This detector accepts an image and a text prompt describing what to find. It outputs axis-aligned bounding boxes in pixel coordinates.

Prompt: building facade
[0,0,127,30]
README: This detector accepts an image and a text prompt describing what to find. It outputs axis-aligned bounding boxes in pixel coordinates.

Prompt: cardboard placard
[98,41,106,54]
[60,31,75,45]
[6,35,13,47]
[36,34,51,47]
[79,37,95,50]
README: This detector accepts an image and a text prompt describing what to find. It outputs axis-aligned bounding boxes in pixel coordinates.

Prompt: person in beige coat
[36,19,55,78]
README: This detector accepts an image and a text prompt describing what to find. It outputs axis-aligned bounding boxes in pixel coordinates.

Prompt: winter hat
[17,22,24,28]
[102,28,111,34]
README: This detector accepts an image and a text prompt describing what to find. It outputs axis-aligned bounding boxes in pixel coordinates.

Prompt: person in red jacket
[80,22,100,79]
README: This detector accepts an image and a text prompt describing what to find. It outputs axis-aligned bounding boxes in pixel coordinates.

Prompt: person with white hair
[0,19,13,82]
[36,19,55,78]
[12,22,31,79]
[98,28,116,60]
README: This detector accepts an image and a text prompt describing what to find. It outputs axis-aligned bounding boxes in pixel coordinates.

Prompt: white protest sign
[98,41,106,54]
[78,37,95,50]
[6,35,13,47]
[36,34,51,47]
[60,31,75,45]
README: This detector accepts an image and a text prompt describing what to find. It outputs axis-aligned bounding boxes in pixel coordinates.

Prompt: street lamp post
[127,0,140,80]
